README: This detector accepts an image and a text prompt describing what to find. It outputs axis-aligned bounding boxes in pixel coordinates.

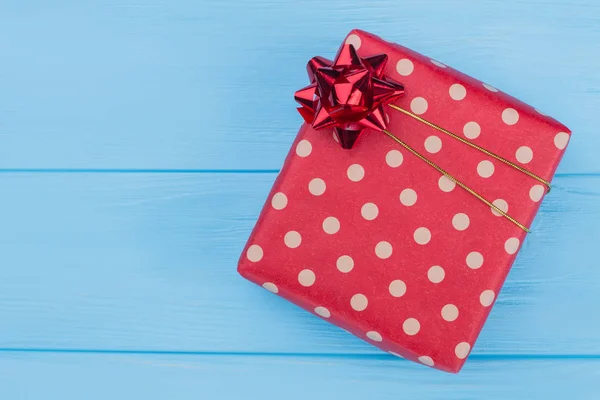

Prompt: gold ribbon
[383,105,552,233]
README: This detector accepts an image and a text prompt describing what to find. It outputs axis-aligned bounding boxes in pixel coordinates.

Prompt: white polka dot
[389,280,407,297]
[322,217,340,234]
[298,269,316,287]
[396,58,414,76]
[430,59,447,68]
[516,146,533,164]
[529,185,545,202]
[271,192,288,210]
[452,213,470,231]
[366,331,383,342]
[403,318,420,335]
[314,306,330,318]
[246,245,263,262]
[441,304,459,321]
[463,121,481,139]
[332,131,339,143]
[438,176,456,192]
[502,108,519,125]
[284,231,302,248]
[414,227,431,245]
[424,136,442,153]
[386,150,403,167]
[347,164,365,182]
[491,199,508,217]
[466,252,484,270]
[483,83,498,92]
[389,351,404,358]
[455,342,471,359]
[410,97,428,115]
[375,241,393,259]
[308,178,326,196]
[361,203,379,220]
[449,83,467,100]
[480,290,495,307]
[262,282,278,293]
[428,265,445,283]
[336,255,354,273]
[504,237,520,255]
[399,188,417,206]
[554,132,569,150]
[418,356,434,366]
[296,139,312,157]
[350,293,368,311]
[345,34,361,49]
[477,160,495,178]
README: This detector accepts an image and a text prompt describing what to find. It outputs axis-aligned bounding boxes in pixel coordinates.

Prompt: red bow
[294,44,404,149]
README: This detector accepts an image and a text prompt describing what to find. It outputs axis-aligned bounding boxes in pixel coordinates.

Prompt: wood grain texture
[1,0,598,171]
[2,173,598,356]
[1,353,599,400]
[1,0,599,397]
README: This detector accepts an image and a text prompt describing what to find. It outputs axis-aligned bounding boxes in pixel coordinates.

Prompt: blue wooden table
[1,1,599,398]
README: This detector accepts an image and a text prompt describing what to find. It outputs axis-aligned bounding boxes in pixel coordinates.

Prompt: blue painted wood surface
[1,0,599,398]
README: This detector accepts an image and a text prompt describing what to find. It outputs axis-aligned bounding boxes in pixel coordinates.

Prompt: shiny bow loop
[294,44,404,149]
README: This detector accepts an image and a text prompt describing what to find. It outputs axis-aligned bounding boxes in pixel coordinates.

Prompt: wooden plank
[0,172,598,355]
[0,352,598,399]
[0,0,597,171]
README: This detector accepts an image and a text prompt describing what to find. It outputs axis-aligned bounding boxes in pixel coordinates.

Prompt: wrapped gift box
[238,29,571,372]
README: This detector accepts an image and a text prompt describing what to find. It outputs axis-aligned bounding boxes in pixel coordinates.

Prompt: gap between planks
[0,169,597,178]
[0,348,599,361]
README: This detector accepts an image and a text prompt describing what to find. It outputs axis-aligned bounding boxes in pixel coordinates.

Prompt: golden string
[381,129,530,233]
[388,104,551,192]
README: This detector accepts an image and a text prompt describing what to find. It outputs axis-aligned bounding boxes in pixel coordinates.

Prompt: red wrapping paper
[238,29,571,372]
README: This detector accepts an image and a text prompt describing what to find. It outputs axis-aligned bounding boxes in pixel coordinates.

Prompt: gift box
[238,29,571,372]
